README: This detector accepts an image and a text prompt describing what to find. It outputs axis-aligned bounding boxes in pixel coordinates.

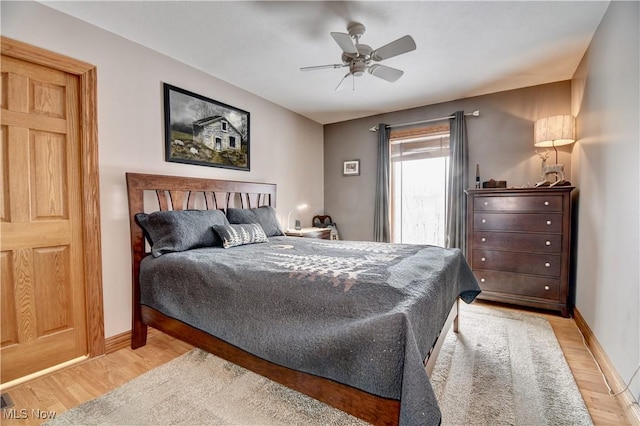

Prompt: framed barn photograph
[164,83,250,171]
[343,160,360,176]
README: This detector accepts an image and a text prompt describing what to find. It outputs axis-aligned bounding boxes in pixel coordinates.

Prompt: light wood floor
[0,302,632,425]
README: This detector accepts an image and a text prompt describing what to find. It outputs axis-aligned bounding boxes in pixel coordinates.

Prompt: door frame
[1,36,105,357]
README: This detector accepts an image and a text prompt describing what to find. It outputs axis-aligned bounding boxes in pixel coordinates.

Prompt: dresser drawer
[473,232,562,253]
[472,249,561,276]
[474,195,563,212]
[473,270,560,301]
[474,213,563,233]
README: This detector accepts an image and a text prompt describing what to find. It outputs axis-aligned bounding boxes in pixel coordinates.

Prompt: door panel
[1,251,18,347]
[1,53,87,382]
[30,130,68,220]
[0,125,8,221]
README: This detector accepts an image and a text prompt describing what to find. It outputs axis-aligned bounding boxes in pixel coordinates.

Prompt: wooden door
[1,40,103,383]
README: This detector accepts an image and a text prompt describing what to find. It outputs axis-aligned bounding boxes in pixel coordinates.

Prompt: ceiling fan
[301,22,417,91]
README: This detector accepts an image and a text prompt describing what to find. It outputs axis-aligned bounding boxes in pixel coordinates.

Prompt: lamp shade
[534,115,575,147]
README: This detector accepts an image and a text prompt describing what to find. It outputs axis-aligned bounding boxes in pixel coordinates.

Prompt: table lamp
[287,203,308,231]
[534,115,575,186]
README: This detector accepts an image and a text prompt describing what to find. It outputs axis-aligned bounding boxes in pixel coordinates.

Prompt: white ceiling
[40,1,609,125]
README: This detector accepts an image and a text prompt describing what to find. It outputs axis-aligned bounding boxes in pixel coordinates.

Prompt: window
[390,125,450,246]
[221,121,228,132]
[215,137,222,151]
[229,136,236,149]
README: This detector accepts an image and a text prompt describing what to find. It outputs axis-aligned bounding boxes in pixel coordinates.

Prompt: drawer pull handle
[481,219,487,223]
[546,220,552,225]
[544,201,550,206]
[484,201,489,206]
[481,237,486,242]
[544,285,550,291]
[545,262,551,267]
[545,241,551,246]
[481,257,486,262]
[481,278,486,283]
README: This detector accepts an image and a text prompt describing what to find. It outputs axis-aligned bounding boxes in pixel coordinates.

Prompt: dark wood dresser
[465,187,574,317]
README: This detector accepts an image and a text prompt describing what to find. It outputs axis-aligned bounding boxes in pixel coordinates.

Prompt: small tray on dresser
[465,187,574,317]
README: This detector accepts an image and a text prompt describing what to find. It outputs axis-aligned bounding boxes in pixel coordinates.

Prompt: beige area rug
[432,302,593,425]
[48,303,592,425]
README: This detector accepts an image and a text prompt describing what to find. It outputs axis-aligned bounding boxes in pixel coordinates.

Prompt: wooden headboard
[126,172,276,255]
[125,172,277,346]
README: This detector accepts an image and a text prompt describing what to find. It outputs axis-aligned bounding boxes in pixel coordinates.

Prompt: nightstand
[284,227,331,239]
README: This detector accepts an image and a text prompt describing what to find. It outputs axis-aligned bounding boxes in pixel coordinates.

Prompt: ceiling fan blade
[300,63,346,72]
[330,32,358,55]
[368,64,404,82]
[335,72,353,91]
[371,35,416,61]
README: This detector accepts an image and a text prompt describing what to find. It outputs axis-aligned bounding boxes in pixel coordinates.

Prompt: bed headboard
[125,172,277,346]
[126,172,277,256]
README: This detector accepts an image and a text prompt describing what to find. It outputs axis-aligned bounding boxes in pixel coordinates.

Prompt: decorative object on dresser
[465,187,574,317]
[284,227,331,239]
[533,115,575,187]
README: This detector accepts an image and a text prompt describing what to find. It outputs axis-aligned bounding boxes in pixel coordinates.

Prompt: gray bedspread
[140,237,480,425]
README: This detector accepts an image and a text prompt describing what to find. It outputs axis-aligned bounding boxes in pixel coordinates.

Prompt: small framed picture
[343,160,360,176]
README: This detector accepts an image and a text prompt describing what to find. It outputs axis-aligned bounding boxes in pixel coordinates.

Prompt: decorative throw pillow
[225,205,284,237]
[135,209,230,257]
[212,223,269,249]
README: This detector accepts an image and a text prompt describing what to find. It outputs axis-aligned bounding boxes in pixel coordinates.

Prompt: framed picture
[164,83,250,171]
[343,159,360,176]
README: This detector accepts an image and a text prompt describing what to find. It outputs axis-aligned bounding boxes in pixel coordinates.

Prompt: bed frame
[126,172,458,426]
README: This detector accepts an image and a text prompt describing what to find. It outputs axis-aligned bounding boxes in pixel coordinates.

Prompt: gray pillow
[225,206,284,237]
[135,209,230,257]
[212,223,268,249]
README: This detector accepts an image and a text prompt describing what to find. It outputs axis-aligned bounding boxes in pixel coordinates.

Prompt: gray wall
[571,1,639,400]
[324,81,572,241]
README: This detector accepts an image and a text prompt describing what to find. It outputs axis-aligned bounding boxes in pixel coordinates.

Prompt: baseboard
[574,308,640,426]
[104,328,161,354]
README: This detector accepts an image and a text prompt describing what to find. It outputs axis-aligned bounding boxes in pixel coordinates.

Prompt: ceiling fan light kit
[301,22,416,91]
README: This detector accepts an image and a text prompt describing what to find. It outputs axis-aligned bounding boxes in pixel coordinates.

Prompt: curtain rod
[369,110,480,132]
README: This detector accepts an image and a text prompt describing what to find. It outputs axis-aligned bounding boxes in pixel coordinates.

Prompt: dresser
[465,187,574,317]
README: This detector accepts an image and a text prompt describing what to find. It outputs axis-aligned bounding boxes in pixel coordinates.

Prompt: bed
[126,172,480,426]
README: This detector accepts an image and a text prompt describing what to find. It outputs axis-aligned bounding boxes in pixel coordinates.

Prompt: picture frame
[343,159,360,176]
[164,83,250,171]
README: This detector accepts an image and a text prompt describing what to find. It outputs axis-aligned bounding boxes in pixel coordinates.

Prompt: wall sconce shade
[534,115,576,148]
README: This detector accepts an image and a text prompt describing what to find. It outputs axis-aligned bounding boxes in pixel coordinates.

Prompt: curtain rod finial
[369,126,378,132]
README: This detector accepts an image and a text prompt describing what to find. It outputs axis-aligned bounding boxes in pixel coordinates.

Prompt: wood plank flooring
[1,303,632,425]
